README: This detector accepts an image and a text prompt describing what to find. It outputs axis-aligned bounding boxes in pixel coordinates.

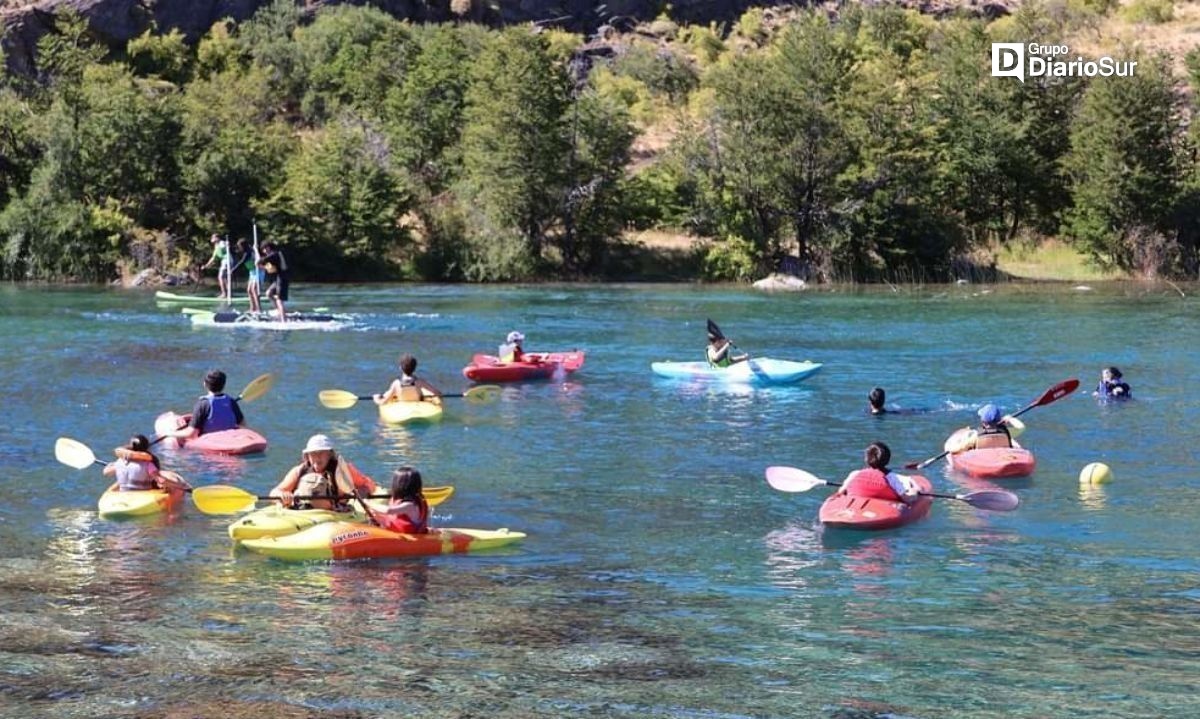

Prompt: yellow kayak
[98,483,184,520]
[241,522,526,562]
[227,485,455,541]
[378,398,443,424]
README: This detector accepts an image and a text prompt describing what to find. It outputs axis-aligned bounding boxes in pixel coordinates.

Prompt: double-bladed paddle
[903,378,1080,471]
[764,465,1020,511]
[191,484,454,515]
[318,384,501,410]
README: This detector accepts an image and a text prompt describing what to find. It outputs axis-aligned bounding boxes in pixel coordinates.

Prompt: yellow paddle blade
[239,373,276,403]
[55,437,98,470]
[192,485,258,515]
[319,389,361,409]
[463,384,502,404]
[1002,415,1026,438]
[425,485,454,506]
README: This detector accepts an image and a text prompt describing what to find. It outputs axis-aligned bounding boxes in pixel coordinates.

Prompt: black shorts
[266,276,289,302]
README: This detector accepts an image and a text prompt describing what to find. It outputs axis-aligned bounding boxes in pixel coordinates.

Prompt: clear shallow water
[0,282,1197,718]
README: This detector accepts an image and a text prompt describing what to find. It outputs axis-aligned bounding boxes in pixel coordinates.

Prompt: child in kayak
[957,404,1018,450]
[103,435,190,492]
[201,233,233,302]
[170,370,244,440]
[374,354,442,404]
[838,442,920,503]
[269,434,377,510]
[499,331,527,363]
[373,467,430,534]
[706,322,748,368]
[1095,367,1131,399]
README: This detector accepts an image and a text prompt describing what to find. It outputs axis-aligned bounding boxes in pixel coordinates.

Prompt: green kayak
[156,290,250,304]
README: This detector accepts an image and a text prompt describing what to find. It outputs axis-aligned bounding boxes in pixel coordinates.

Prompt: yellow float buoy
[1079,462,1113,485]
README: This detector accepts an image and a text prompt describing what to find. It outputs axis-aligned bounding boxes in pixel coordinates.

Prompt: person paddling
[374,354,442,405]
[234,238,262,313]
[257,241,289,322]
[837,442,920,504]
[705,319,748,368]
[202,233,234,302]
[372,466,431,534]
[953,404,1015,450]
[499,331,527,363]
[269,434,377,510]
[1095,366,1131,399]
[103,435,190,493]
[170,370,245,440]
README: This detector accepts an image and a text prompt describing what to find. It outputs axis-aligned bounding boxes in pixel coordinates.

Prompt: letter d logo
[991,43,1024,82]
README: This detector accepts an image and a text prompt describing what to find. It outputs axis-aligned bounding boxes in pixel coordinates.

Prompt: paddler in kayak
[169,370,245,441]
[201,233,234,302]
[837,441,920,503]
[499,331,527,363]
[103,435,190,492]
[257,241,289,322]
[1095,366,1131,399]
[374,354,442,405]
[269,434,377,510]
[372,467,431,534]
[705,319,748,368]
[955,404,1019,450]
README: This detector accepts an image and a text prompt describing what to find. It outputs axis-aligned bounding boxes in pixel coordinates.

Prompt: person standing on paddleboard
[374,354,443,405]
[169,370,245,441]
[234,238,263,314]
[201,234,234,302]
[257,241,289,322]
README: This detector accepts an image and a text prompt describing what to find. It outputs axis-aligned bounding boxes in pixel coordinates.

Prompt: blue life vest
[204,393,239,433]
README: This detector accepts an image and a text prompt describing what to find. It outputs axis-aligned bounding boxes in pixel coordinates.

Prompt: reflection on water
[1078,483,1109,511]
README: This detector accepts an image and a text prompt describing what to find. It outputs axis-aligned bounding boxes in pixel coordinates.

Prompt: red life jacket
[377,496,430,534]
[842,468,903,501]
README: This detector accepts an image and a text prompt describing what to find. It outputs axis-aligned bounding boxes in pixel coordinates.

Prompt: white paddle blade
[765,466,827,493]
[55,438,97,469]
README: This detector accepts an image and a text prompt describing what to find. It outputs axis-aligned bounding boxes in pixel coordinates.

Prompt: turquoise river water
[0,282,1197,718]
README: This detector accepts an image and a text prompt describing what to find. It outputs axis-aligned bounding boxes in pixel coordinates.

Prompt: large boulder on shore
[753,273,806,292]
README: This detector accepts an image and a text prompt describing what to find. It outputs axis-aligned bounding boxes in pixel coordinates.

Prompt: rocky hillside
[1,0,795,75]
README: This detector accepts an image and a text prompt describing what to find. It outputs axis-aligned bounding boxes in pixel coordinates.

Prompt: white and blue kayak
[651,359,822,385]
[186,308,348,331]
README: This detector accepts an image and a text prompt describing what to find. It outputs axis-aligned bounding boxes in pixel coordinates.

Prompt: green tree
[1063,54,1181,274]
[179,65,292,235]
[384,24,473,196]
[292,5,413,123]
[459,28,571,264]
[127,28,193,85]
[259,116,412,279]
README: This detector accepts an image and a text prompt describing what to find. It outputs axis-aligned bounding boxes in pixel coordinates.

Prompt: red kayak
[462,351,585,383]
[819,475,933,531]
[945,429,1035,479]
[153,411,268,455]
